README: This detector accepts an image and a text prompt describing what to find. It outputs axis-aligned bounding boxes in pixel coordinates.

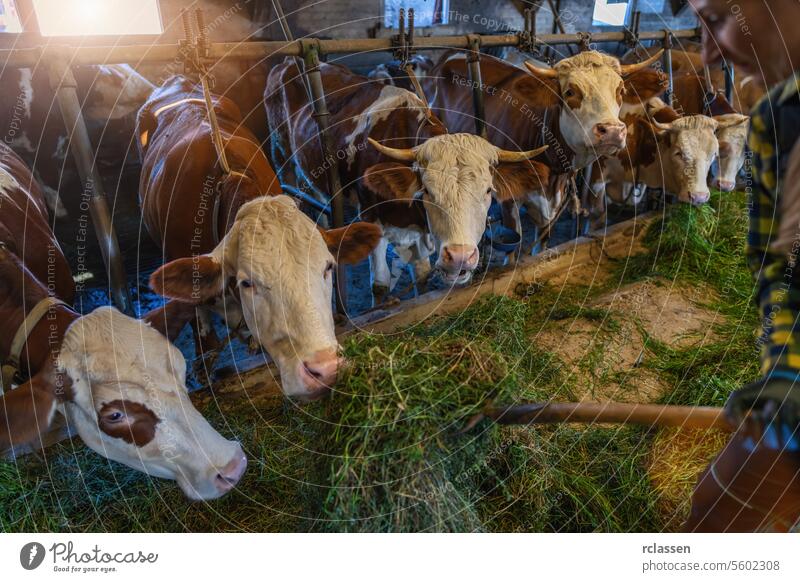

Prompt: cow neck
[0,286,78,385]
[539,106,576,176]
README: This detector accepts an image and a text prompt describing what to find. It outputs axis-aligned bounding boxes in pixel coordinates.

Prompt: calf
[592,100,749,206]
[0,144,244,500]
[265,60,549,296]
[138,76,380,401]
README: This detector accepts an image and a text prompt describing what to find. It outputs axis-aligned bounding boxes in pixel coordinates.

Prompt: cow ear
[136,102,158,153]
[322,222,383,265]
[149,256,224,303]
[0,371,58,452]
[492,160,551,202]
[514,74,560,109]
[623,69,668,103]
[362,163,421,204]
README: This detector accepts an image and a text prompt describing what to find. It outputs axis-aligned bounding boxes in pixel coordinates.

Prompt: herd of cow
[0,42,754,501]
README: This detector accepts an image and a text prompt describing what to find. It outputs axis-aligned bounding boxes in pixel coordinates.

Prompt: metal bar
[475,401,732,432]
[280,184,332,217]
[48,60,131,314]
[465,35,487,139]
[301,41,348,312]
[724,61,735,104]
[662,31,674,107]
[0,29,700,67]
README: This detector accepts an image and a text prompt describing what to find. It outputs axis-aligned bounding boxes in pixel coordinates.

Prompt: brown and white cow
[0,143,245,500]
[592,99,749,206]
[0,64,156,217]
[265,60,549,295]
[138,76,380,401]
[422,50,667,233]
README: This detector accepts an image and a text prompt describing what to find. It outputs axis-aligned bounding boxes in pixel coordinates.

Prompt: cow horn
[368,138,417,162]
[619,49,665,77]
[524,61,558,79]
[649,118,674,133]
[496,144,549,163]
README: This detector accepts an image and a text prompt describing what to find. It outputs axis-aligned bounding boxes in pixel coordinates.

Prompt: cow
[667,73,751,191]
[0,64,156,218]
[421,49,667,236]
[137,76,381,402]
[0,143,245,500]
[591,98,749,207]
[265,60,550,299]
[367,55,435,90]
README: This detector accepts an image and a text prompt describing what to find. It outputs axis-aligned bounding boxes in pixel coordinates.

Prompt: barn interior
[0,0,779,533]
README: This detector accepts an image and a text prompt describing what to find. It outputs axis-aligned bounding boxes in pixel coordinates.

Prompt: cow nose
[714,178,736,192]
[299,349,341,395]
[441,244,479,271]
[682,191,710,206]
[215,449,247,493]
[592,123,627,148]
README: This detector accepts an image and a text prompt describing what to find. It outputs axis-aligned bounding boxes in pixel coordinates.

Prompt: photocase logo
[20,542,46,570]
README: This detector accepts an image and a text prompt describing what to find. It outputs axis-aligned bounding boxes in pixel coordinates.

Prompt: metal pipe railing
[0,28,699,67]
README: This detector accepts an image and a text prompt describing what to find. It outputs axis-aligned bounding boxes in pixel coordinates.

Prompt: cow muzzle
[679,190,711,206]
[214,448,248,494]
[714,178,736,192]
[439,244,479,285]
[592,122,627,154]
[296,348,342,401]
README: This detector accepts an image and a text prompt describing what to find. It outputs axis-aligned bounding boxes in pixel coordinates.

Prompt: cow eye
[239,279,253,289]
[564,88,574,98]
[105,411,124,423]
[325,262,334,276]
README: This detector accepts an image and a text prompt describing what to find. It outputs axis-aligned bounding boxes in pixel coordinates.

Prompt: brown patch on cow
[98,400,160,447]
[652,106,681,124]
[362,163,420,203]
[143,300,201,342]
[492,161,551,202]
[563,83,584,109]
[623,69,668,103]
[322,222,382,265]
[513,74,561,109]
[0,371,57,451]
[718,141,732,156]
[149,255,223,303]
[618,117,663,169]
[647,427,729,530]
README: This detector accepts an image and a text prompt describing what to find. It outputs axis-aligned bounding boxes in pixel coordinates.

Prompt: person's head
[690,0,800,86]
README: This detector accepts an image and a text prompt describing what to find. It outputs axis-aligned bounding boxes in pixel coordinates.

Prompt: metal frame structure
[0,26,700,311]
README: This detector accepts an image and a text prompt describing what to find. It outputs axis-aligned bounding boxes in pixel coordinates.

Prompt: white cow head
[649,115,737,205]
[363,133,549,284]
[524,50,665,165]
[53,308,243,500]
[150,195,381,402]
[712,113,750,191]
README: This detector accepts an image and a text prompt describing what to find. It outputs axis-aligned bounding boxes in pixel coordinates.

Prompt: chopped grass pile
[1,191,760,532]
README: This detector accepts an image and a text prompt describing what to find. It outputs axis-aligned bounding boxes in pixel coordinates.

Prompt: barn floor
[0,192,757,533]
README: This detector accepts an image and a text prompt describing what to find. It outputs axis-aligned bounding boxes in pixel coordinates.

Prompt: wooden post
[48,58,131,315]
[465,34,487,139]
[301,40,348,313]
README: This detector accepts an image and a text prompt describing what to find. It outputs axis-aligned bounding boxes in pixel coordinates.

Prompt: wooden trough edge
[211,212,659,403]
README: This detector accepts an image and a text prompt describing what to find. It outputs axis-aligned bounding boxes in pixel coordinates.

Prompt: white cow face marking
[657,116,721,205]
[712,114,750,191]
[58,307,246,501]
[150,196,380,402]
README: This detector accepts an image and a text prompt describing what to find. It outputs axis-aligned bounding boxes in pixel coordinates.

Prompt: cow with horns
[0,143,246,500]
[591,97,750,207]
[265,60,550,299]
[137,76,381,402]
[421,49,668,235]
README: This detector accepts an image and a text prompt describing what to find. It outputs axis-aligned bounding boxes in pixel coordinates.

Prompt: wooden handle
[478,401,733,432]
